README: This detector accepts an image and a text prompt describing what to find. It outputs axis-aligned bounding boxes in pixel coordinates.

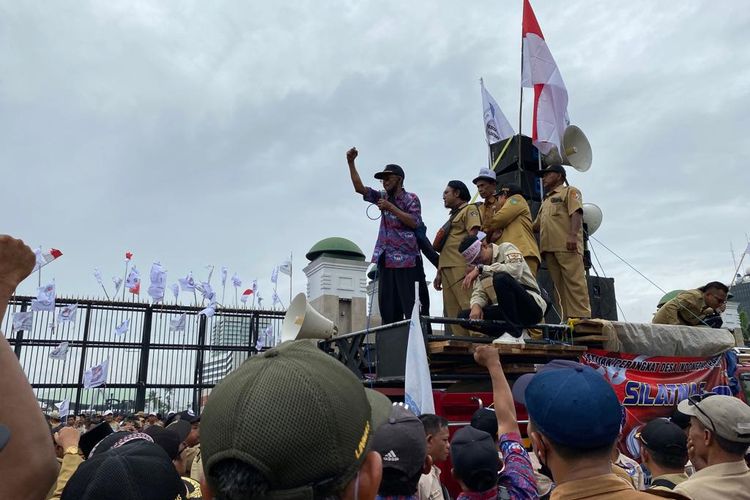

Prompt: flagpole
[122,261,129,301]
[518,8,525,180]
[289,252,293,304]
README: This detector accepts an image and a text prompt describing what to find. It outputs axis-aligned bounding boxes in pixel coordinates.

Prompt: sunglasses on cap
[687,393,717,433]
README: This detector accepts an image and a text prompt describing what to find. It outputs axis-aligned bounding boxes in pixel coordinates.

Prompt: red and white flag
[240,288,253,304]
[34,247,62,272]
[522,0,569,156]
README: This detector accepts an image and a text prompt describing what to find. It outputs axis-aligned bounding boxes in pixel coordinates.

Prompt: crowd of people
[1,233,750,500]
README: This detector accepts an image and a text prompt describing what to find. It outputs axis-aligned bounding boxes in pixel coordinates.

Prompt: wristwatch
[63,446,80,455]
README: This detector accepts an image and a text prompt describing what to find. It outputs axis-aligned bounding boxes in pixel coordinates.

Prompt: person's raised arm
[0,235,59,500]
[346,147,367,195]
[473,344,520,436]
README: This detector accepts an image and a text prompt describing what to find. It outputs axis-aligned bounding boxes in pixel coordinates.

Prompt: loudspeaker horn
[280,293,338,342]
[582,203,603,235]
[542,125,592,172]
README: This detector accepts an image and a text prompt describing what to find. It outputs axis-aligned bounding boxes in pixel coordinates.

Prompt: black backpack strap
[650,478,677,489]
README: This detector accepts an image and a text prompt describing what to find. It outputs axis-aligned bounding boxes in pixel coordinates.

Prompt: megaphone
[582,203,603,235]
[280,293,338,342]
[542,125,592,172]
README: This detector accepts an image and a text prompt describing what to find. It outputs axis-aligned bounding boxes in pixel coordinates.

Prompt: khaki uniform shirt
[534,185,584,255]
[652,289,715,326]
[477,196,500,240]
[615,452,646,490]
[438,203,481,268]
[484,194,541,263]
[48,453,84,500]
[673,459,750,499]
[551,473,667,499]
[417,464,444,500]
[470,242,546,313]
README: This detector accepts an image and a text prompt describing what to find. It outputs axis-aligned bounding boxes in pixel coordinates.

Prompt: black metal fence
[3,296,285,415]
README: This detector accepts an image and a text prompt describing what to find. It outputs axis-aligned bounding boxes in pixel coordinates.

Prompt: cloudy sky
[1,1,748,323]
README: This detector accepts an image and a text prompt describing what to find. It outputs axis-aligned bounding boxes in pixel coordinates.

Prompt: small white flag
[112,277,123,295]
[114,318,130,336]
[199,305,216,318]
[271,267,279,284]
[252,279,258,294]
[12,311,33,333]
[257,294,264,307]
[263,324,274,346]
[221,267,228,287]
[231,273,242,288]
[745,242,750,256]
[49,341,69,360]
[272,291,282,308]
[404,282,435,416]
[169,313,187,332]
[125,266,140,290]
[55,398,70,419]
[34,247,63,272]
[83,359,109,389]
[197,282,215,303]
[481,78,515,145]
[93,268,104,286]
[179,273,196,292]
[279,259,292,276]
[147,262,167,302]
[170,283,180,302]
[58,304,78,323]
[31,283,56,312]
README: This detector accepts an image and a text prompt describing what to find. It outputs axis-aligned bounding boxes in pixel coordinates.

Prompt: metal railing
[3,296,285,415]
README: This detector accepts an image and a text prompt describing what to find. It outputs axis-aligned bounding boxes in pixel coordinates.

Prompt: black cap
[144,426,182,460]
[167,419,192,444]
[535,164,566,177]
[79,421,114,459]
[374,164,405,180]
[371,405,427,477]
[450,426,499,492]
[639,418,687,457]
[61,440,187,500]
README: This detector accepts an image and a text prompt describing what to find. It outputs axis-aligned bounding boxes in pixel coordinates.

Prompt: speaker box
[490,135,543,202]
[537,271,617,323]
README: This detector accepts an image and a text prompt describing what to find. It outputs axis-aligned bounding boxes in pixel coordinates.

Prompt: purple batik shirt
[456,432,537,500]
[363,187,421,269]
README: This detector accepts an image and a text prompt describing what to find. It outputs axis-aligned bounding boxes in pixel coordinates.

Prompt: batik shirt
[364,187,421,268]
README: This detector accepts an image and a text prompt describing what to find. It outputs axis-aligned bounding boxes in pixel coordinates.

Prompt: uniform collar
[544,184,564,199]
[690,459,749,478]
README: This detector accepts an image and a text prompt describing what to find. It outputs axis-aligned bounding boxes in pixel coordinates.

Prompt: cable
[588,237,628,322]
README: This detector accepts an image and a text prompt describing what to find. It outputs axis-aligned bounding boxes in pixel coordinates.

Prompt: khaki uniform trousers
[544,251,591,320]
[440,266,471,336]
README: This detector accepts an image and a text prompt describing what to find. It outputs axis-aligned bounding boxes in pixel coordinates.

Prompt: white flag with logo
[31,283,56,312]
[147,262,167,302]
[83,359,109,389]
[169,313,187,332]
[170,283,180,302]
[199,305,216,318]
[125,266,140,290]
[58,304,78,323]
[481,78,515,145]
[179,273,196,292]
[221,266,228,287]
[93,268,104,286]
[55,398,70,419]
[114,318,130,336]
[197,282,215,303]
[231,273,242,288]
[49,341,69,360]
[404,282,434,416]
[270,266,279,284]
[272,291,282,307]
[279,260,292,276]
[112,277,123,295]
[252,279,258,294]
[12,311,33,332]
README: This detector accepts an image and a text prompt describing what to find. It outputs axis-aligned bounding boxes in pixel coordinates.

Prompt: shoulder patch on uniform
[510,198,518,205]
[573,191,580,200]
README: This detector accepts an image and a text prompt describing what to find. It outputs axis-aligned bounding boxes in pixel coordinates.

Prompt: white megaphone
[582,203,603,235]
[280,293,338,342]
[542,125,592,172]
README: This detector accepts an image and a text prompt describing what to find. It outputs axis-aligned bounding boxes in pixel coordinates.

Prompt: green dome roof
[306,237,366,262]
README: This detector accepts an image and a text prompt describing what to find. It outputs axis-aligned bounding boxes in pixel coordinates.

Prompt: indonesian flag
[125,251,133,261]
[522,0,569,156]
[34,248,63,272]
[240,288,253,304]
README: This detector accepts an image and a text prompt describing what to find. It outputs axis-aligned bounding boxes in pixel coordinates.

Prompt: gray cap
[472,167,497,185]
[677,395,750,444]
[370,404,426,477]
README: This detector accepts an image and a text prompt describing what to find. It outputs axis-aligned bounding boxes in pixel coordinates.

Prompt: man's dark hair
[456,468,497,493]
[448,180,471,202]
[715,434,750,457]
[644,447,688,470]
[530,419,613,461]
[419,414,449,436]
[458,235,478,255]
[378,468,422,496]
[699,281,729,294]
[208,458,342,500]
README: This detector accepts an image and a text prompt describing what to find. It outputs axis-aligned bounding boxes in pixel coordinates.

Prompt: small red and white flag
[240,288,253,304]
[125,251,133,261]
[522,0,569,156]
[34,248,63,272]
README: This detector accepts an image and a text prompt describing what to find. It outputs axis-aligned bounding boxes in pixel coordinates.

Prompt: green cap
[201,340,391,498]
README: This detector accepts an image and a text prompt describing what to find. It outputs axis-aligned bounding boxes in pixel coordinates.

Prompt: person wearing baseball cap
[533,163,591,320]
[370,404,429,498]
[515,360,665,499]
[345,147,431,327]
[199,340,392,500]
[636,418,689,491]
[472,167,501,239]
[672,394,750,499]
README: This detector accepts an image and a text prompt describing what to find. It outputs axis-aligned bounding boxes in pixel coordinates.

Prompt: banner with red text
[581,349,730,458]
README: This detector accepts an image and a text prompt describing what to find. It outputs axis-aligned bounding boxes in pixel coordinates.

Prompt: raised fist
[346,147,358,164]
[0,235,35,293]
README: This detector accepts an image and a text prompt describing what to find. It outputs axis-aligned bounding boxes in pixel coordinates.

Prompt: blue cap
[524,364,622,449]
